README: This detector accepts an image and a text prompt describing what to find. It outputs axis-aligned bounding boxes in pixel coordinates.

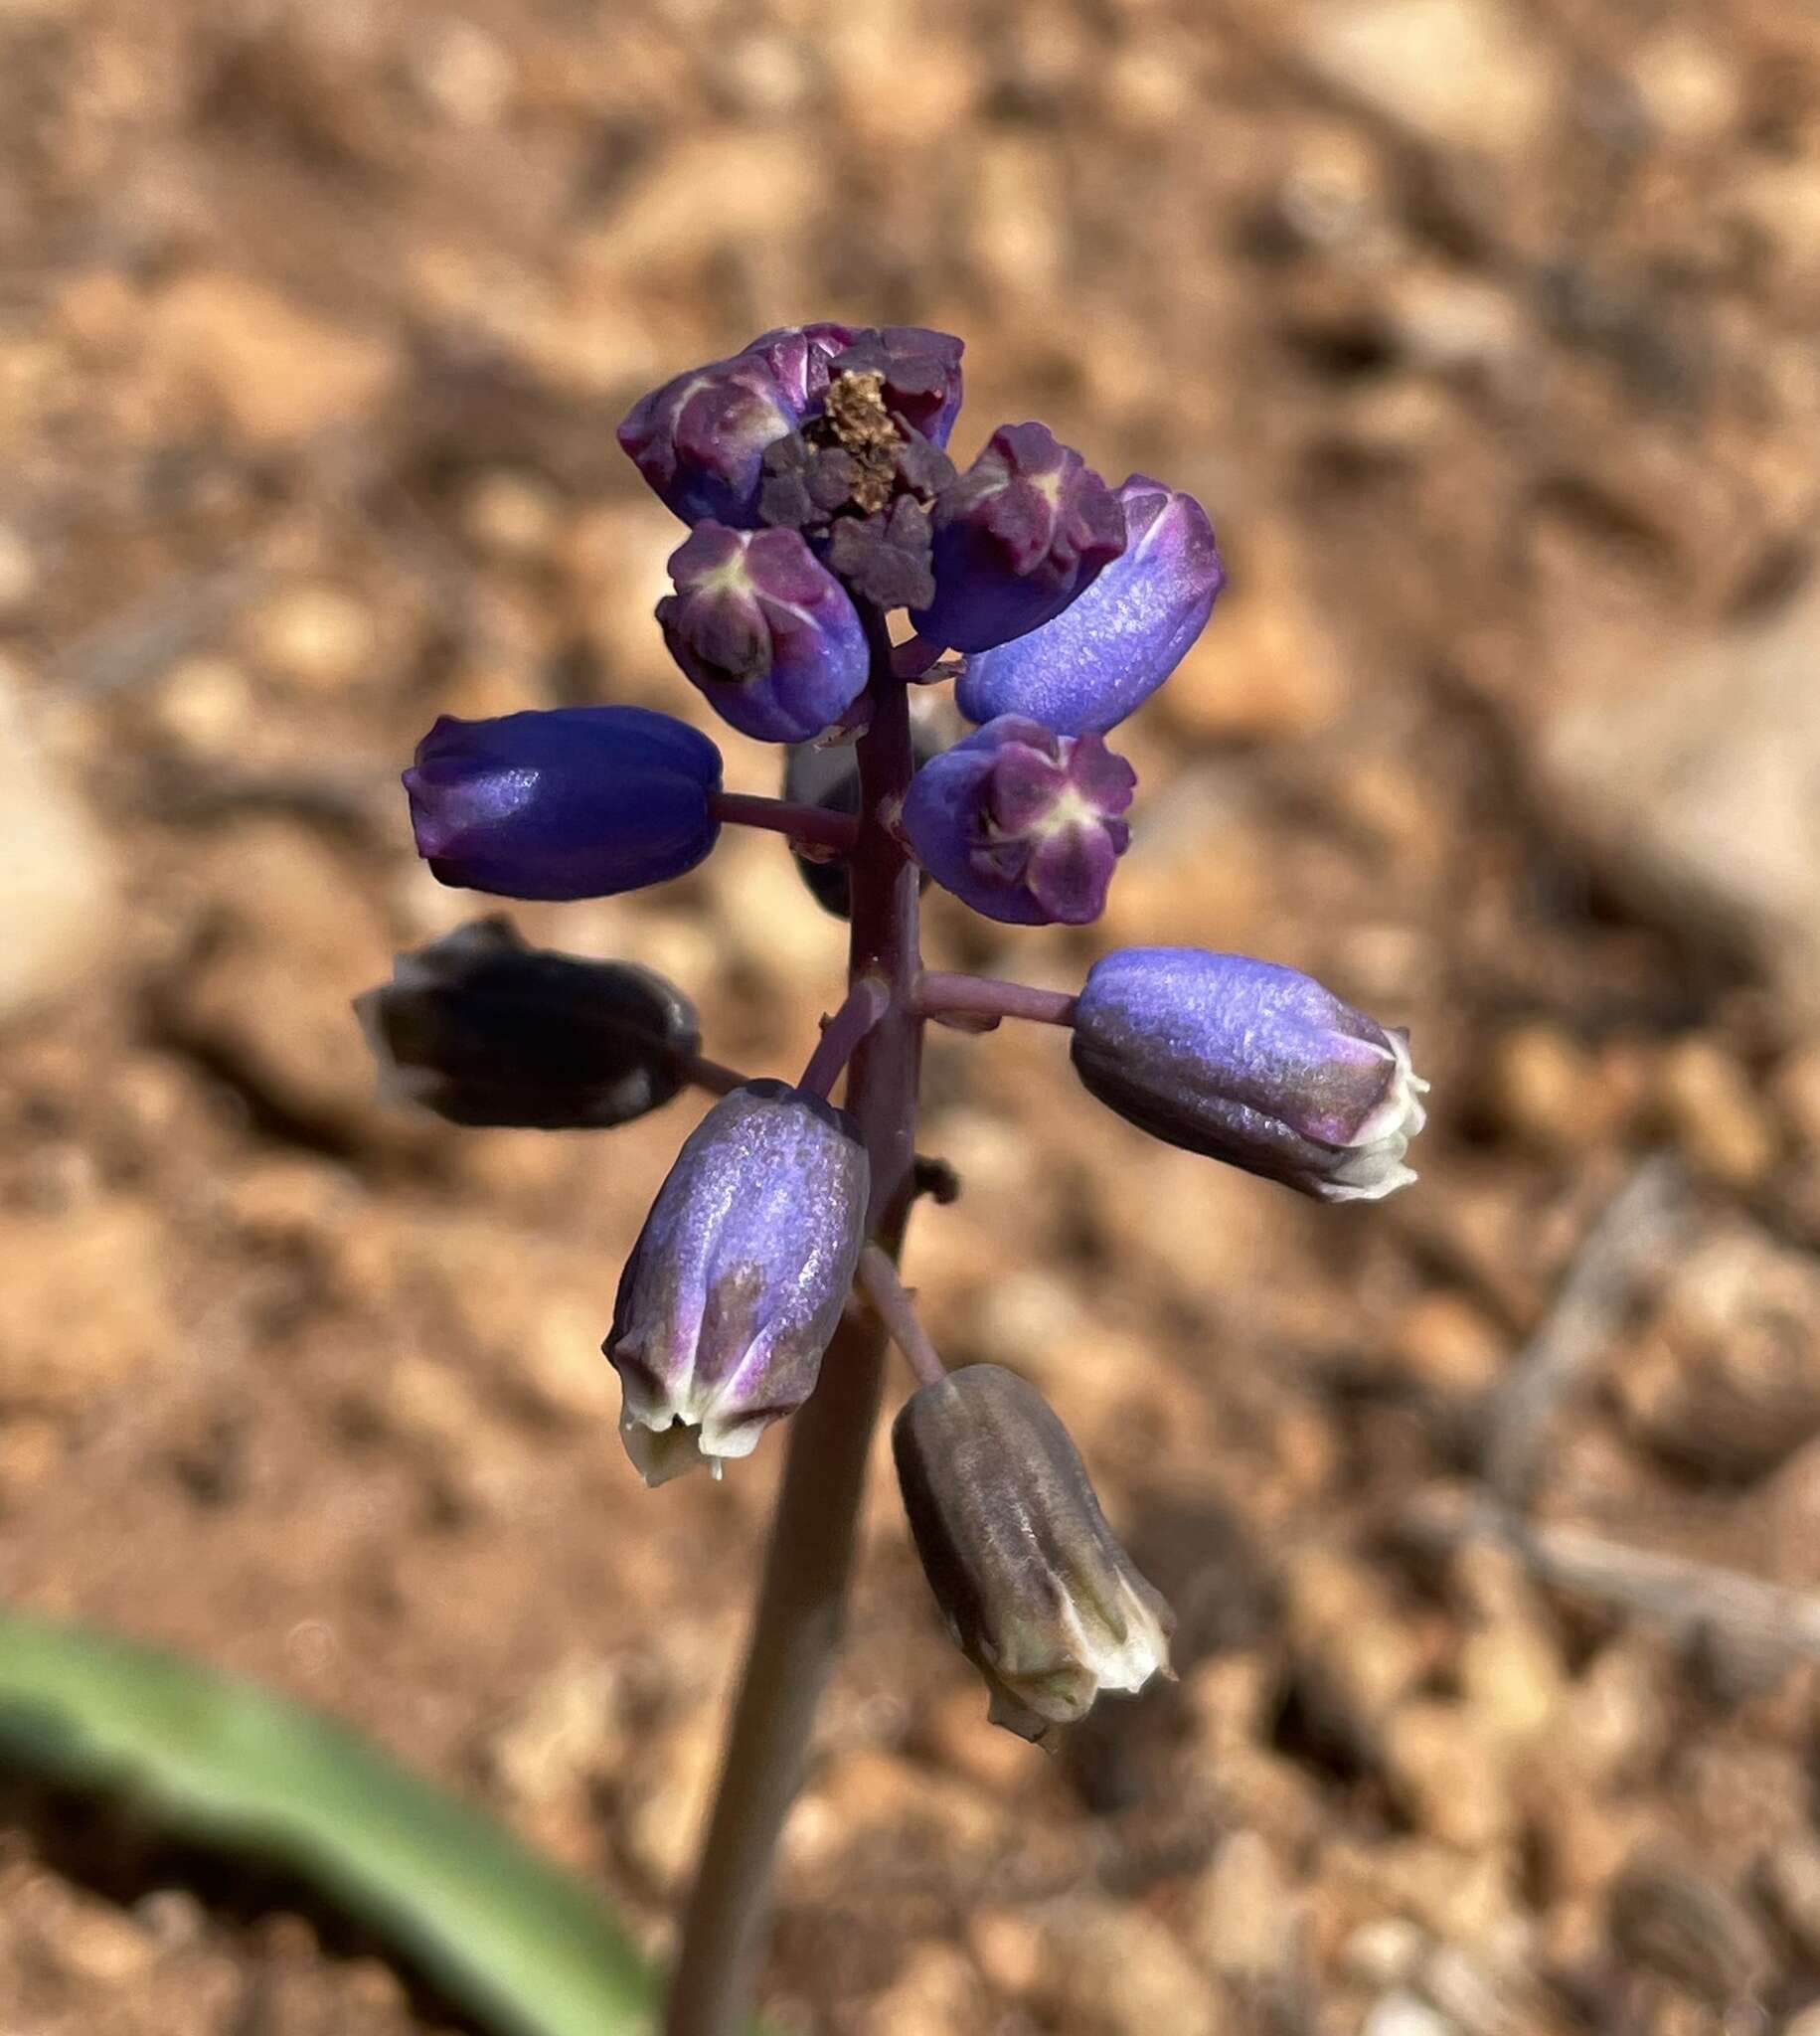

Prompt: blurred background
[4,0,1820,2030]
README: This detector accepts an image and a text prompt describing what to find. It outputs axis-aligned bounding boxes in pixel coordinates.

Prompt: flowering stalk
[663,611,921,2036]
[362,319,1430,2036]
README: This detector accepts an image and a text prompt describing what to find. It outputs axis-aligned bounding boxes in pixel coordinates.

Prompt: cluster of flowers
[358,322,1428,1744]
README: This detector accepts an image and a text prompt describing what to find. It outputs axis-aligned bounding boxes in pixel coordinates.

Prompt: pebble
[0,664,118,1022]
[1532,585,1820,1017]
[1026,1897,1224,2036]
[1653,1038,1778,1189]
[152,271,398,445]
[1382,1701,1516,1851]
[1298,0,1557,155]
[248,584,378,692]
[1181,1829,1299,1983]
[1281,1545,1424,1754]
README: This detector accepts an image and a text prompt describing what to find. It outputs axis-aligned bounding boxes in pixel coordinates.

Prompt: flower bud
[893,1364,1175,1744]
[658,523,869,744]
[606,1081,870,1484]
[899,715,1135,926]
[616,353,802,527]
[956,476,1225,735]
[354,918,700,1130]
[405,706,722,901]
[1071,947,1429,1201]
[741,324,964,446]
[911,423,1126,654]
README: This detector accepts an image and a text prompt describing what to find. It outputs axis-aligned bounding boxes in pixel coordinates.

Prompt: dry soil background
[4,0,1820,2031]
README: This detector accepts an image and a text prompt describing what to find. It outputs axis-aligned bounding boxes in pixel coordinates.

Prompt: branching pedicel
[357,323,1430,2035]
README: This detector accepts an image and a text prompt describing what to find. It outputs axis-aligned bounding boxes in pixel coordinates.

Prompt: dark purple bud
[1071,947,1429,1202]
[616,353,802,527]
[740,322,861,412]
[605,1081,870,1484]
[827,326,965,447]
[405,706,721,901]
[354,917,698,1129]
[956,476,1226,735]
[899,715,1135,926]
[912,423,1126,654]
[893,1364,1175,1744]
[657,522,870,744]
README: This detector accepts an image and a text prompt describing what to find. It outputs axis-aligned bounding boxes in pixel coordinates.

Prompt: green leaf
[0,1608,661,2036]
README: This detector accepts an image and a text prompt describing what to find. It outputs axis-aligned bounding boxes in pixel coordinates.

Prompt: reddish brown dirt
[4,1,1820,2031]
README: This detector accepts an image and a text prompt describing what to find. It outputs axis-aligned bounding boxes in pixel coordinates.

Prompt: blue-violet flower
[605,1080,871,1484]
[405,706,722,901]
[1070,947,1429,1201]
[658,522,870,744]
[956,475,1225,735]
[912,423,1126,653]
[899,715,1135,926]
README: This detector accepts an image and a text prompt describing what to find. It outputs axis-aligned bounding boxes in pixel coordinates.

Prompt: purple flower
[956,476,1225,735]
[911,424,1126,654]
[605,1080,871,1484]
[740,321,860,412]
[617,353,802,527]
[742,324,964,446]
[894,1364,1175,1744]
[658,523,869,744]
[355,917,699,1129]
[899,716,1135,926]
[1070,948,1429,1201]
[405,706,722,901]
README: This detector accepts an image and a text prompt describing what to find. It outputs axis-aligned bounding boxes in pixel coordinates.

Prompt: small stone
[1609,1218,1820,1481]
[154,271,398,445]
[1629,27,1740,146]
[620,1717,722,1892]
[1382,1702,1515,1850]
[152,656,254,756]
[1028,1897,1223,2036]
[1757,1838,1820,1969]
[1653,1038,1778,1189]
[855,1944,985,2036]
[1182,1829,1299,1985]
[1362,1993,1457,2036]
[0,521,37,615]
[1393,1291,1507,1398]
[1159,547,1345,744]
[1298,0,1557,154]
[0,665,117,1021]
[1606,1850,1775,2010]
[1481,1023,1608,1155]
[1282,1546,1424,1756]
[1531,586,1820,1016]
[461,470,563,562]
[248,584,377,691]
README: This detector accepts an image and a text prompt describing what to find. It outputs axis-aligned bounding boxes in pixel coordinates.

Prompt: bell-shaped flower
[354,917,699,1129]
[404,706,722,901]
[911,423,1125,654]
[605,1081,871,1484]
[893,1364,1175,1744]
[899,715,1135,926]
[658,523,869,744]
[617,352,803,528]
[956,476,1225,735]
[1071,947,1429,1201]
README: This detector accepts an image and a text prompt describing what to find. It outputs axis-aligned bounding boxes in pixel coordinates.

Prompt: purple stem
[710,790,861,855]
[798,975,890,1099]
[857,1243,945,1387]
[665,607,923,2036]
[916,969,1078,1029]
